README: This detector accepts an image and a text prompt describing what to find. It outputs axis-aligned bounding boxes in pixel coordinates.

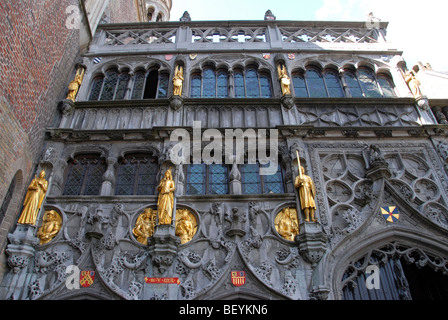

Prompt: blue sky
[170,0,448,71]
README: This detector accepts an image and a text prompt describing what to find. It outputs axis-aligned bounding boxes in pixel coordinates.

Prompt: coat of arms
[381,206,400,223]
[80,270,95,288]
[231,271,246,287]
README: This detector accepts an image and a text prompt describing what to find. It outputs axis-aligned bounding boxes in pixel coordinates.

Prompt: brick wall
[0,0,82,281]
[106,0,140,23]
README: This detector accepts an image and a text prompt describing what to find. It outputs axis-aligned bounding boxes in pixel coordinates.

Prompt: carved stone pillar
[100,157,117,196]
[296,222,327,269]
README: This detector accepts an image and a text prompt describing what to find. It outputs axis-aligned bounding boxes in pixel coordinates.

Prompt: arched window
[324,69,345,98]
[305,68,327,98]
[203,68,217,98]
[259,73,272,98]
[357,67,382,98]
[241,163,284,195]
[189,68,229,98]
[131,68,169,100]
[186,164,229,195]
[190,73,202,98]
[115,154,159,196]
[63,155,106,196]
[0,174,17,225]
[234,70,245,98]
[114,72,130,100]
[292,72,308,98]
[343,69,364,98]
[245,68,260,98]
[377,74,396,97]
[100,69,119,100]
[88,76,104,101]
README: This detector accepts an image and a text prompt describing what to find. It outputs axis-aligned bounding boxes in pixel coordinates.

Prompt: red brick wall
[106,0,140,23]
[0,0,81,261]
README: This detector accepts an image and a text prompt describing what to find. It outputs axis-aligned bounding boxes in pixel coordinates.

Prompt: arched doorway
[339,242,448,300]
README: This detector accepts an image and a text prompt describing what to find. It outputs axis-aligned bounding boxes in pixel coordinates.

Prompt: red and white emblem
[231,271,246,287]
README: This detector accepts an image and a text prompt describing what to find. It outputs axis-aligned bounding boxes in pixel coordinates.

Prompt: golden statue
[17,170,48,226]
[274,207,299,241]
[37,210,62,245]
[294,166,317,223]
[66,67,85,101]
[175,209,197,244]
[157,167,176,225]
[173,65,184,96]
[133,208,157,245]
[404,70,422,98]
[277,63,291,96]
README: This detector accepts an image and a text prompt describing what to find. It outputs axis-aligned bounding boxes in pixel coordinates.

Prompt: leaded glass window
[324,70,345,98]
[131,71,146,100]
[186,164,206,195]
[100,70,119,100]
[89,76,104,101]
[241,164,262,194]
[63,155,106,196]
[217,71,229,98]
[306,68,327,98]
[234,71,245,98]
[344,70,364,98]
[158,73,169,98]
[115,154,158,196]
[260,74,272,98]
[245,69,260,98]
[358,68,382,98]
[241,163,284,195]
[190,74,202,98]
[115,72,130,100]
[292,73,308,97]
[377,74,396,97]
[186,164,229,195]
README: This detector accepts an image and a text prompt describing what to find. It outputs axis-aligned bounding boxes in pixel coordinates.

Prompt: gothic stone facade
[2,19,448,300]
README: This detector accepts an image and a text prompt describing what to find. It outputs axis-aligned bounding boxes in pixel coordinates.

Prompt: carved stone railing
[89,20,390,55]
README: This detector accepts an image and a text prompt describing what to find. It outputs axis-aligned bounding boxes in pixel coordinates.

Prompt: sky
[169,0,448,71]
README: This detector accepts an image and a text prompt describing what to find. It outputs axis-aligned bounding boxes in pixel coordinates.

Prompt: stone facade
[2,11,448,301]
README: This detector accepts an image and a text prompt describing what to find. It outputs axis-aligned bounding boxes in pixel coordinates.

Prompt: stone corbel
[296,222,327,268]
[148,224,181,274]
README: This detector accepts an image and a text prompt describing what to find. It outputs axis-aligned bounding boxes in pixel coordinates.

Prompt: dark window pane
[262,164,284,194]
[115,73,130,100]
[136,161,158,195]
[203,68,216,98]
[324,70,345,97]
[241,164,261,194]
[64,156,105,196]
[217,72,229,98]
[84,161,106,195]
[234,71,245,98]
[191,75,202,98]
[131,72,146,100]
[115,163,136,195]
[158,74,169,98]
[344,71,364,98]
[0,175,16,223]
[89,76,104,101]
[377,75,396,97]
[100,70,119,100]
[245,69,260,98]
[63,164,86,196]
[144,69,159,99]
[306,69,327,98]
[358,68,382,98]
[186,164,206,195]
[208,164,228,195]
[260,74,272,98]
[293,74,308,97]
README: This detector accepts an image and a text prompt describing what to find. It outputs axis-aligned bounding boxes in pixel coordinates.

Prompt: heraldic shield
[231,271,246,287]
[80,271,95,288]
[381,206,400,223]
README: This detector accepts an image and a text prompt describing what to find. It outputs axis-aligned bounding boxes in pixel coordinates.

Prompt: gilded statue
[175,209,197,244]
[133,208,157,245]
[404,70,422,98]
[294,166,318,222]
[157,167,176,225]
[17,170,48,226]
[172,65,184,96]
[274,207,299,241]
[37,210,62,245]
[277,63,291,96]
[66,67,85,101]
